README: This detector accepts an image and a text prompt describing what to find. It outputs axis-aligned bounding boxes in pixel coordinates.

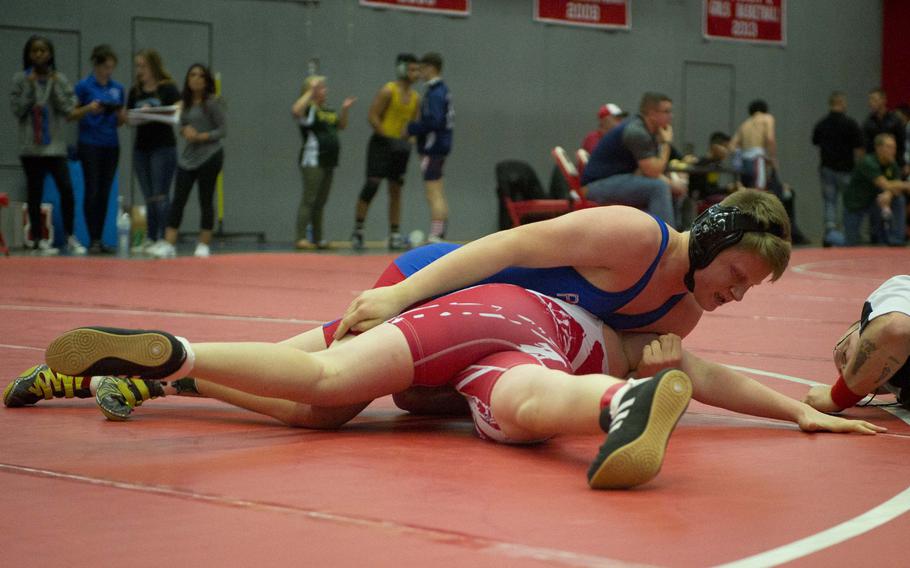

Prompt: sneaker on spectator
[33,239,59,256]
[151,241,176,258]
[67,235,87,255]
[350,230,365,251]
[427,234,444,244]
[193,242,210,258]
[388,232,405,250]
[131,238,154,254]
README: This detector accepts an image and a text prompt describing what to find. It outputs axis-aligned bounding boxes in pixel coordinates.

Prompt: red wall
[883,0,910,107]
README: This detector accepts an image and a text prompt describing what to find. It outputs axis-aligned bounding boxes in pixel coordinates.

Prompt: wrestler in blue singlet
[392,215,685,330]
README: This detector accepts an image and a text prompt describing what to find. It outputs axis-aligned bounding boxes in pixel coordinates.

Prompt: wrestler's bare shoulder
[555,206,669,276]
[555,206,664,250]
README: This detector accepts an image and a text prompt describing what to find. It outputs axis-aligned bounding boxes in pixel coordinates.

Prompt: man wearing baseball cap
[581,103,626,155]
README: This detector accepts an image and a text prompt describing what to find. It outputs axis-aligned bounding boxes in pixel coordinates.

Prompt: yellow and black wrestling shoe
[3,364,92,407]
[95,376,166,421]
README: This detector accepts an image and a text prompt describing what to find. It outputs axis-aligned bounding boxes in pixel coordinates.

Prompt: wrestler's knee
[359,178,382,203]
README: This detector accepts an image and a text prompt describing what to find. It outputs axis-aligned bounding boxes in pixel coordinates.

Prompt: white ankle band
[167,336,196,381]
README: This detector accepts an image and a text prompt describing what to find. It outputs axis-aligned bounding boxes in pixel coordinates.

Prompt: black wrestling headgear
[685,204,786,292]
[396,53,417,79]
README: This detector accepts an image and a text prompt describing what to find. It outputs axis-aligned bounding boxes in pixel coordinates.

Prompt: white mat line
[790,260,896,282]
[712,365,910,567]
[0,304,323,325]
[712,486,910,568]
[0,343,43,352]
[0,462,648,568]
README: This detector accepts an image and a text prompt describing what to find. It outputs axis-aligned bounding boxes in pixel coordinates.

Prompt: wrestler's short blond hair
[719,189,791,282]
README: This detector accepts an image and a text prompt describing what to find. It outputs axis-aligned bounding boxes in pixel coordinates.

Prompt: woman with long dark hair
[10,35,86,255]
[151,63,225,258]
[74,44,126,253]
[128,48,179,253]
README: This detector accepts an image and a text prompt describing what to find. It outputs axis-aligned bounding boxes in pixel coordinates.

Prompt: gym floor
[1,245,908,567]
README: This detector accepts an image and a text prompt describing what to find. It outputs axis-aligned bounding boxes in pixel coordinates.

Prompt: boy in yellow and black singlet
[351,54,420,251]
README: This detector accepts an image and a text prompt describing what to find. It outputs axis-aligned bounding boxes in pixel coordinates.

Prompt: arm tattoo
[875,365,893,387]
[873,356,903,387]
[849,339,876,375]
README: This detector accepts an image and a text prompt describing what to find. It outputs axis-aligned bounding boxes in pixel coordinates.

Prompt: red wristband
[830,375,864,410]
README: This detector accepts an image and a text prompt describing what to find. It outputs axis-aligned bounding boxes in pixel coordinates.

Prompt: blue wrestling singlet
[392,215,686,330]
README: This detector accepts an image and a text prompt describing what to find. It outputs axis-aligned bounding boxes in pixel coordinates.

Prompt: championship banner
[703,0,785,45]
[534,0,630,30]
[359,0,470,17]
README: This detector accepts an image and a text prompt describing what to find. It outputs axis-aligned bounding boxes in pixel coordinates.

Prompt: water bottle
[117,198,131,258]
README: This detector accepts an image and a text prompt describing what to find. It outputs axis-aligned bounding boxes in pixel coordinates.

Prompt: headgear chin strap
[395,53,417,80]
[684,204,786,292]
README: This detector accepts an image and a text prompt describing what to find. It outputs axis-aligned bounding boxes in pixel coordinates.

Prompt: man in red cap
[581,102,626,155]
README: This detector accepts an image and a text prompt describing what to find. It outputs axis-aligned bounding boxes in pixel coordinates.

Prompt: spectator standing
[350,54,420,251]
[291,75,355,250]
[407,52,453,243]
[128,49,179,253]
[10,35,86,255]
[151,64,225,258]
[731,99,777,190]
[580,92,684,226]
[732,99,808,244]
[811,91,864,246]
[863,88,906,175]
[843,133,910,246]
[75,45,126,254]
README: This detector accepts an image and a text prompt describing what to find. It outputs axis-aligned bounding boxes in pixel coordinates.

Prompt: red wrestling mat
[1,249,909,567]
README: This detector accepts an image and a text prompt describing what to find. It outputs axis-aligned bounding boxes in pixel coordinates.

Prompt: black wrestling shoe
[46,327,187,381]
[588,369,692,490]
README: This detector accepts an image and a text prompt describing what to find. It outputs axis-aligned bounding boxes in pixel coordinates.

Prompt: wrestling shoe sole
[589,370,692,490]
[46,328,180,380]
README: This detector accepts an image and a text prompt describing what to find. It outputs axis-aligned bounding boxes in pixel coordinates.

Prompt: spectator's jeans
[819,167,851,231]
[886,193,907,245]
[844,203,885,246]
[133,146,177,241]
[78,144,120,243]
[297,165,334,243]
[585,174,674,226]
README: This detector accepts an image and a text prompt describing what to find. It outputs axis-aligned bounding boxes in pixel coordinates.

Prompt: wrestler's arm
[336,207,658,336]
[805,312,910,412]
[367,86,391,133]
[682,350,885,434]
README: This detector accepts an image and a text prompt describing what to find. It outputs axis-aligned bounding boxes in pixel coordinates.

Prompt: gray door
[681,61,735,157]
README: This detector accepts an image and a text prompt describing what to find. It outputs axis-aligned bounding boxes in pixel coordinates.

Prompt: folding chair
[496,160,572,228]
[551,146,600,210]
[575,148,590,177]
